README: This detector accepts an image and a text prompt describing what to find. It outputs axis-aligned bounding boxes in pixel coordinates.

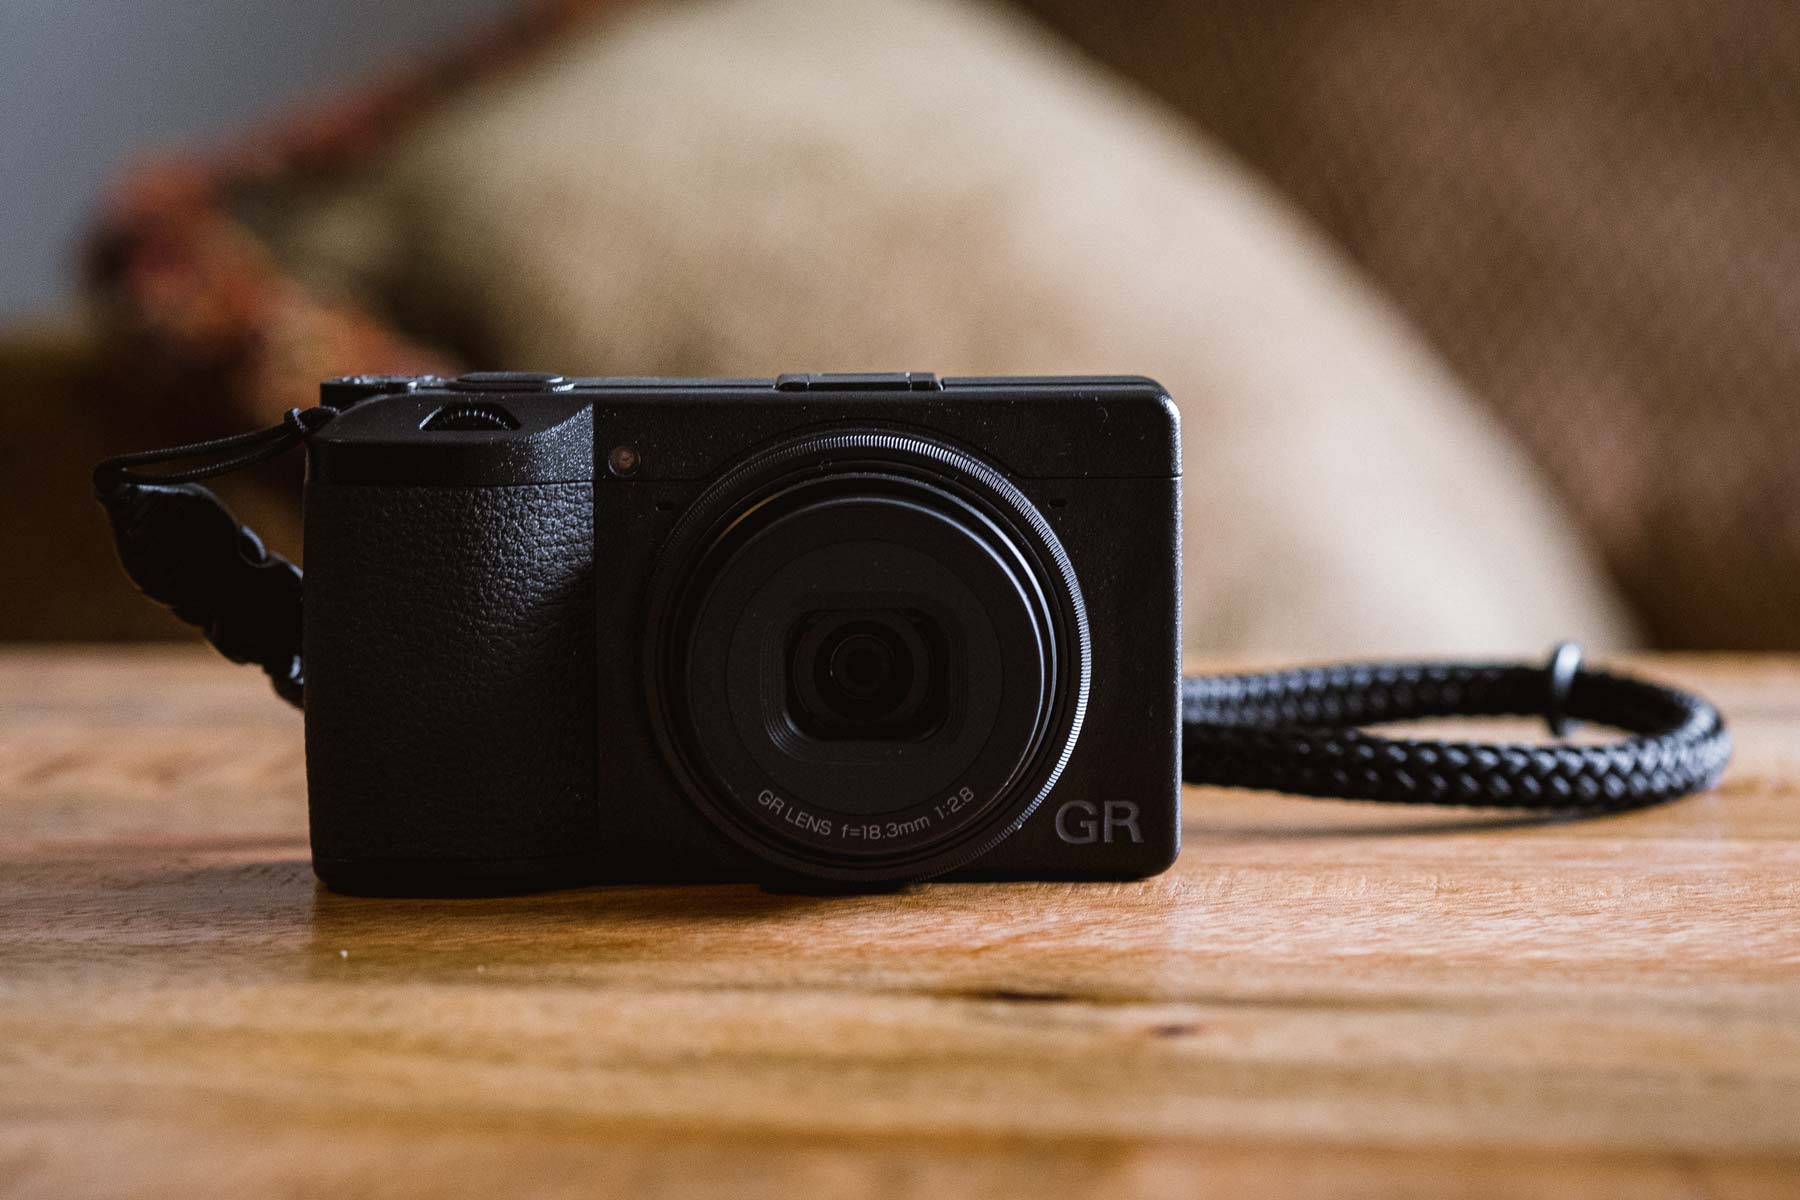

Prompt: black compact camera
[98,369,1740,889]
[174,371,1187,894]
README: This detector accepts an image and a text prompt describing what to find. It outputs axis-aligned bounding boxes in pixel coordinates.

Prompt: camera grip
[303,481,597,887]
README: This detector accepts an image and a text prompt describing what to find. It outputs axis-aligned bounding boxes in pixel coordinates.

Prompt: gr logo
[1053,799,1142,845]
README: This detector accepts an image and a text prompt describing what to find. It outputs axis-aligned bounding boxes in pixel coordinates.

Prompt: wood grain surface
[1,647,1796,1199]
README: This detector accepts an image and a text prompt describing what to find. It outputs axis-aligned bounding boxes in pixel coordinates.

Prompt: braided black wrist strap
[93,410,1734,813]
[1183,650,1731,810]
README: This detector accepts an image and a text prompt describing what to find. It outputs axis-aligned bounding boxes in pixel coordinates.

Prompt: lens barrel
[645,428,1089,883]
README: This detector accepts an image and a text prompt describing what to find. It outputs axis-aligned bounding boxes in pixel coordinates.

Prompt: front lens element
[789,611,942,739]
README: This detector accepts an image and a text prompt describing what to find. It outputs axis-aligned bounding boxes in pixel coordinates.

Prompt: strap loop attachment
[1544,640,1584,738]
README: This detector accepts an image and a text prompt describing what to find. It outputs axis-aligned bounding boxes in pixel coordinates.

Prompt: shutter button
[774,373,940,392]
[449,372,574,392]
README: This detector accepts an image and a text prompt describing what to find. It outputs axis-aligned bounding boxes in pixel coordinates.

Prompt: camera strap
[92,405,338,705]
[93,411,1732,812]
[1181,653,1729,810]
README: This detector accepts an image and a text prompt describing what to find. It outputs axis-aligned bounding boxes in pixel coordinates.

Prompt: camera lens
[830,632,893,700]
[646,428,1089,884]
[789,611,943,738]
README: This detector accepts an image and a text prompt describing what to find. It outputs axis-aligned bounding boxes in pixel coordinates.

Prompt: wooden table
[2,647,1796,1198]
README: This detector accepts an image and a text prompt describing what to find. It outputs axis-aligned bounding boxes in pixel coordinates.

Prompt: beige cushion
[262,0,1635,656]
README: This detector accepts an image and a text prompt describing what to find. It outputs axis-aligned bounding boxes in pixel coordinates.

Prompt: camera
[301,371,1182,894]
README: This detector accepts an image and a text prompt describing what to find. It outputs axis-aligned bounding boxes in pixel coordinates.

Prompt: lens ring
[697,493,1043,825]
[644,427,1091,884]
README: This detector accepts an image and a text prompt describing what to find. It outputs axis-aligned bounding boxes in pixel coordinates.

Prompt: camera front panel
[301,373,1179,892]
[592,376,1181,886]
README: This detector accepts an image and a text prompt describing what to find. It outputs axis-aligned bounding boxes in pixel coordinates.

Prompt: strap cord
[93,411,1732,809]
[92,407,339,706]
[92,406,338,490]
[1182,646,1731,810]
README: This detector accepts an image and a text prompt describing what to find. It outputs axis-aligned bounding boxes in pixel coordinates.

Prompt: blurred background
[0,0,512,321]
[4,0,1796,656]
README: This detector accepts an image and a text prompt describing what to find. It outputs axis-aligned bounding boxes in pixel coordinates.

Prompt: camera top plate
[306,373,1180,487]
